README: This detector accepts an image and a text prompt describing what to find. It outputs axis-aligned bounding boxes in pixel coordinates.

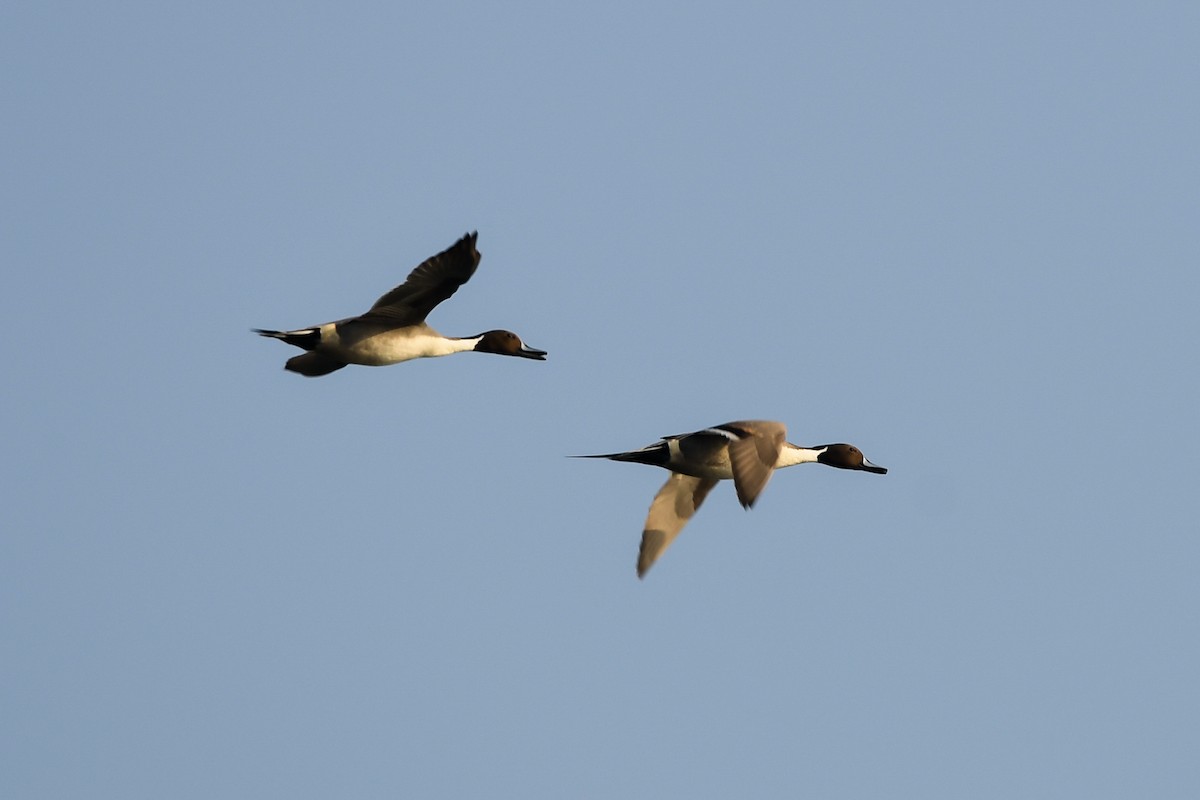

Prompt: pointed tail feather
[253,327,321,351]
[570,443,670,467]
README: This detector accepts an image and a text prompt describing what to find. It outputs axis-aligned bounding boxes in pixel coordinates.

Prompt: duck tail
[253,327,321,351]
[571,442,670,467]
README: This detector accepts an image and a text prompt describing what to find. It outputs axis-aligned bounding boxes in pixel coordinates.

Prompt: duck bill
[517,345,548,360]
[861,458,887,475]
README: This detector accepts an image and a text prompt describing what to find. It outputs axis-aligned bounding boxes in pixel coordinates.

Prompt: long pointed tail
[253,327,321,351]
[570,442,670,467]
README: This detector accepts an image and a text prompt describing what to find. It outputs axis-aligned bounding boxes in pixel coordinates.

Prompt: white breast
[322,325,477,365]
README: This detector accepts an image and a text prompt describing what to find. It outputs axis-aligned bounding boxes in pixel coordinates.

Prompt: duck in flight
[576,420,887,578]
[254,232,546,377]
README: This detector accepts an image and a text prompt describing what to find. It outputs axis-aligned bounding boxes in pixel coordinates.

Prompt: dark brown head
[815,443,887,474]
[473,330,547,360]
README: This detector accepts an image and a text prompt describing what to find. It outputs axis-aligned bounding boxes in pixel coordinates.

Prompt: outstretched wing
[360,232,481,325]
[723,420,787,508]
[637,473,718,578]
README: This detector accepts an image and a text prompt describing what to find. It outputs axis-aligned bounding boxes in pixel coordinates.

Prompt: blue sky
[4,2,1199,797]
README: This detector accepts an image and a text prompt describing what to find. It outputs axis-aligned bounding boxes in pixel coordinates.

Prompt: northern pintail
[254,232,546,376]
[576,420,887,578]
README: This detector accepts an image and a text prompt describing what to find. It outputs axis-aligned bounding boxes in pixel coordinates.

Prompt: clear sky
[4,2,1199,797]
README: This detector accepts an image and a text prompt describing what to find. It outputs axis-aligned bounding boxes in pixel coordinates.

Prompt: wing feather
[360,232,481,324]
[637,474,718,578]
[726,421,786,508]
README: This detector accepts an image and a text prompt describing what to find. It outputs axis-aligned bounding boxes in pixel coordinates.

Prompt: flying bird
[576,420,887,578]
[254,232,546,376]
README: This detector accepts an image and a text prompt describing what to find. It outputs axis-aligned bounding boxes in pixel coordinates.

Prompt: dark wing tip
[637,530,667,579]
[461,231,481,264]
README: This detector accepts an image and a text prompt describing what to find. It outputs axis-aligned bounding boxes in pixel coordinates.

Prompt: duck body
[577,420,887,578]
[254,232,546,377]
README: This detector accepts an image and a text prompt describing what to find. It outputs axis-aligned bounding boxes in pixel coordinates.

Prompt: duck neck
[445,334,485,354]
[775,444,825,469]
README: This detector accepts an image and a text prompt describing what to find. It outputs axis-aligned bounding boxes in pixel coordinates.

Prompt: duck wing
[723,420,787,509]
[637,473,718,578]
[359,232,481,325]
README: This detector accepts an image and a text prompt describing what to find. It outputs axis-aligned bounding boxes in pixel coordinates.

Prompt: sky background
[3,2,1199,797]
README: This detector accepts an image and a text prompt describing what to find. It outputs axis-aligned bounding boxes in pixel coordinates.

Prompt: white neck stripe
[775,445,826,468]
